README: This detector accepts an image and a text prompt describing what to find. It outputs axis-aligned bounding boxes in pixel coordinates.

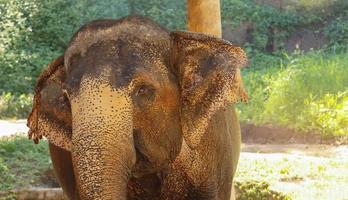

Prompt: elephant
[27,16,247,200]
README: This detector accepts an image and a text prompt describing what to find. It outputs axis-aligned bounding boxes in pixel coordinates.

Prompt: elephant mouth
[133,147,154,177]
[135,143,150,163]
[132,129,169,178]
[133,154,170,177]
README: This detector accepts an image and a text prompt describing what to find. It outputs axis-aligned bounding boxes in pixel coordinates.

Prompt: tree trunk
[187,0,222,37]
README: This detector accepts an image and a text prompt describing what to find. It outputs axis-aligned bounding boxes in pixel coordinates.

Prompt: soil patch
[241,144,348,158]
[241,123,347,145]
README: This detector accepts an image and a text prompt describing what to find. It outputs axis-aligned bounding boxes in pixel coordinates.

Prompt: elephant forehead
[66,40,137,88]
[64,16,170,69]
[65,39,168,92]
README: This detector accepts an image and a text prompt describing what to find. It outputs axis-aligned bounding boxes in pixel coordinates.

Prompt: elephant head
[27,16,247,200]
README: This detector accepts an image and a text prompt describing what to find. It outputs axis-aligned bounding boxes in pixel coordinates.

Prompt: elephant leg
[49,142,79,200]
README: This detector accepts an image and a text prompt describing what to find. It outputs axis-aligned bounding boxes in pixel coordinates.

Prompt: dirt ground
[241,123,347,145]
[0,120,28,137]
[237,144,348,200]
[242,143,348,158]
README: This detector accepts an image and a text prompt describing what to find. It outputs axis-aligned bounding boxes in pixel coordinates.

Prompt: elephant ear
[170,31,248,148]
[27,56,73,151]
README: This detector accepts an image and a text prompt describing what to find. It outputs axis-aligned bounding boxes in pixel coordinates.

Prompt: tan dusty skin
[70,67,136,200]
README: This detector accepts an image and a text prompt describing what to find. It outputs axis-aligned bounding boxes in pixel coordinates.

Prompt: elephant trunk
[71,127,135,200]
[70,85,136,200]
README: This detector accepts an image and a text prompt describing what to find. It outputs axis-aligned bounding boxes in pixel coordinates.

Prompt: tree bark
[187,0,222,37]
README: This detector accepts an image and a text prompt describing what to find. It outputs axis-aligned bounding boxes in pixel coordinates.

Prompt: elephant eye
[134,85,155,97]
[132,84,156,106]
[135,85,149,96]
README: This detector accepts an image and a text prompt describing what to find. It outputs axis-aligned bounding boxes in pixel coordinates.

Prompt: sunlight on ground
[236,149,348,200]
[0,120,28,137]
[291,0,338,9]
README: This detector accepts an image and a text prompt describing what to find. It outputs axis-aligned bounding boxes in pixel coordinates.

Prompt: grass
[238,51,348,138]
[236,151,348,200]
[0,135,51,191]
[294,0,340,8]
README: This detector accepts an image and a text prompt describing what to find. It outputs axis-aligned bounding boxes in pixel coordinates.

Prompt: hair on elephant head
[27,16,247,200]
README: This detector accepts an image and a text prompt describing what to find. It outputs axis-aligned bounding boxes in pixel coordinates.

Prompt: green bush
[221,0,348,52]
[222,0,304,51]
[0,93,33,119]
[303,91,348,136]
[325,18,348,49]
[239,51,348,137]
[0,0,185,96]
[0,0,78,94]
[0,136,50,191]
[235,181,291,200]
[0,49,61,94]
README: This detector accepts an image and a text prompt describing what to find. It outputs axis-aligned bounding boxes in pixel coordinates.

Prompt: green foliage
[0,93,33,119]
[0,0,77,94]
[222,0,348,52]
[325,18,348,49]
[303,91,348,136]
[0,49,61,95]
[235,181,291,200]
[0,0,127,51]
[238,64,279,123]
[239,51,348,137]
[0,0,185,96]
[129,0,186,30]
[0,136,50,191]
[222,0,308,51]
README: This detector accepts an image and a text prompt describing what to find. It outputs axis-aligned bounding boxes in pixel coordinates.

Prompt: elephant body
[49,105,241,200]
[27,16,247,200]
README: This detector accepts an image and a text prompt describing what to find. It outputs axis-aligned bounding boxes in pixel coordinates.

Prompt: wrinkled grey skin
[27,16,247,200]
